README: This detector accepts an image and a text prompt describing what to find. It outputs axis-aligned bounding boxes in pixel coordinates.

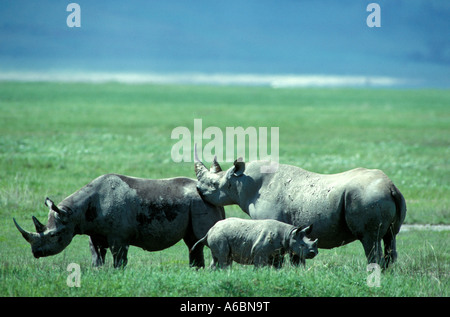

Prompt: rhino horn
[210,156,222,173]
[13,218,39,243]
[32,216,46,233]
[194,143,203,164]
[194,143,208,179]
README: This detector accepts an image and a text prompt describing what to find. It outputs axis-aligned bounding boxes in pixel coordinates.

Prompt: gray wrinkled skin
[195,158,406,268]
[191,218,318,269]
[14,174,224,268]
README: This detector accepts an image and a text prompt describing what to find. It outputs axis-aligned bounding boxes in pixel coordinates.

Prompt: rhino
[191,217,318,269]
[13,173,225,268]
[194,155,406,268]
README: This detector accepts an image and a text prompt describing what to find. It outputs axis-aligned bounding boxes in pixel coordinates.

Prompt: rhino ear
[45,197,64,215]
[210,156,222,173]
[301,224,313,236]
[233,158,245,177]
[293,224,314,237]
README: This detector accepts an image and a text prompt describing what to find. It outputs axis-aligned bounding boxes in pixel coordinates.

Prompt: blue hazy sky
[0,0,449,87]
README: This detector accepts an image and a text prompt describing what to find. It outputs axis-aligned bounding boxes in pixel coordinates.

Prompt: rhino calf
[191,217,318,269]
[13,174,224,268]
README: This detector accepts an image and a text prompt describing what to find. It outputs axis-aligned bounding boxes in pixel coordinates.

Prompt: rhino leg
[382,227,397,268]
[289,253,301,266]
[183,233,205,269]
[110,243,129,268]
[361,236,383,267]
[188,199,224,268]
[213,256,232,269]
[209,256,219,270]
[253,256,268,268]
[89,235,108,267]
[271,255,285,269]
[188,242,205,268]
[209,243,232,269]
[359,223,395,269]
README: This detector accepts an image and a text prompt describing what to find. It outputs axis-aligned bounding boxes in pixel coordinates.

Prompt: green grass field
[0,82,449,297]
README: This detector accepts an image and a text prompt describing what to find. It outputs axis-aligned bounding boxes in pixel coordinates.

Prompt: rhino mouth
[33,250,43,259]
[305,250,318,259]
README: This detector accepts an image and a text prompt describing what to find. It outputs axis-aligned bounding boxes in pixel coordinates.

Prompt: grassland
[0,82,449,297]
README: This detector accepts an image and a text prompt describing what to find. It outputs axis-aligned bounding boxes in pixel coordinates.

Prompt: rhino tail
[190,234,208,254]
[390,184,407,234]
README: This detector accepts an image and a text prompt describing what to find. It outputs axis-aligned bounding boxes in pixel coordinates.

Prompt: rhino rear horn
[32,216,46,233]
[210,156,222,173]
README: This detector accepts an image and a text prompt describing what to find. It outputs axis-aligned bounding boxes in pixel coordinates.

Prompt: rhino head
[194,143,264,209]
[194,149,246,206]
[288,225,319,264]
[13,198,75,258]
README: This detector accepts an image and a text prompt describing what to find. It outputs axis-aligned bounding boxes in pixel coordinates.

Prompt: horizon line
[0,70,410,88]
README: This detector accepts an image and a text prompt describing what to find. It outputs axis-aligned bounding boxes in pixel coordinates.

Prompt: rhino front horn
[194,143,204,164]
[194,143,208,179]
[13,218,38,243]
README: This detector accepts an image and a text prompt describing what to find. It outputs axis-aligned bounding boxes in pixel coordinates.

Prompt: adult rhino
[195,155,406,268]
[14,173,224,268]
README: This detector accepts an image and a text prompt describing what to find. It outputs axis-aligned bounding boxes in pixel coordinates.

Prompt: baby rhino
[191,217,318,269]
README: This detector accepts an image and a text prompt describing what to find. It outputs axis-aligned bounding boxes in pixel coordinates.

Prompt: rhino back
[247,163,338,223]
[62,174,193,251]
[248,165,396,248]
[120,175,224,239]
[114,175,194,250]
